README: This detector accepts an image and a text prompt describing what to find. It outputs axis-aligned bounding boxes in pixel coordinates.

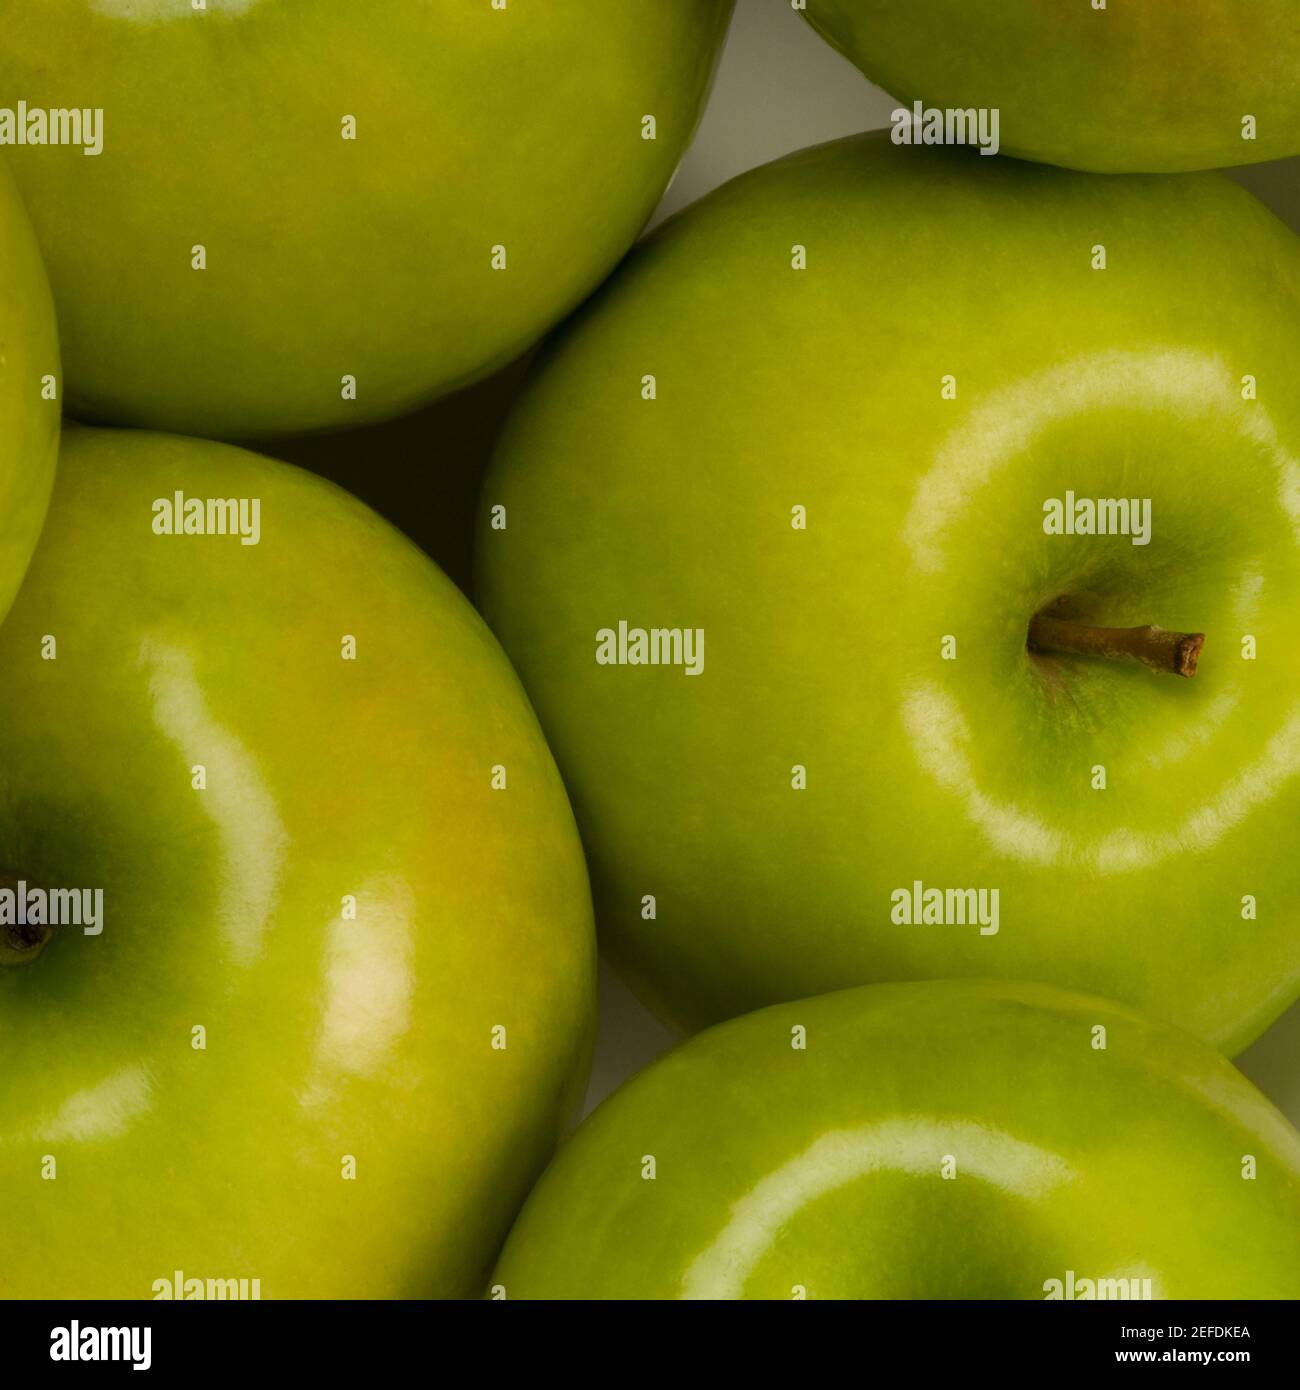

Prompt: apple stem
[1027,615,1204,678]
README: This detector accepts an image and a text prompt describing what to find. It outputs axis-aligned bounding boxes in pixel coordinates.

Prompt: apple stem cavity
[0,918,53,965]
[0,873,54,965]
[1027,615,1205,678]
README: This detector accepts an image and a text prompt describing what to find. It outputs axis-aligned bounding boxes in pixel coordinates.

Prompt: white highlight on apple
[1095,705,1300,872]
[140,637,287,965]
[901,684,1064,866]
[903,348,1300,573]
[91,0,259,18]
[902,680,1300,877]
[679,1119,1073,1299]
[28,1066,152,1145]
[300,878,416,1110]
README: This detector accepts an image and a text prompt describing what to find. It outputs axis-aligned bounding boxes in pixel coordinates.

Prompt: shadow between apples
[247,353,535,599]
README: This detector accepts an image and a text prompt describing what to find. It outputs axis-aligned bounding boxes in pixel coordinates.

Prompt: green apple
[0,0,733,439]
[0,425,595,1298]
[801,0,1300,173]
[0,158,60,628]
[476,134,1300,1052]
[493,980,1300,1299]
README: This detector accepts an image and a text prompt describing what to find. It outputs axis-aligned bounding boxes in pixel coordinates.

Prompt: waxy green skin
[0,0,732,439]
[0,159,59,627]
[803,0,1300,173]
[478,135,1300,1052]
[0,428,595,1299]
[494,981,1300,1299]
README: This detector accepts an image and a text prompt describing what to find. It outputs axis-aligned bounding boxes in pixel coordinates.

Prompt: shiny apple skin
[0,0,733,439]
[476,134,1300,1051]
[493,980,1300,1300]
[0,159,60,627]
[802,0,1300,173]
[0,426,595,1299]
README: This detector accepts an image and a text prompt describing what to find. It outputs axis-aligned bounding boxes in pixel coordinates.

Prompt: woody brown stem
[1028,615,1204,678]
